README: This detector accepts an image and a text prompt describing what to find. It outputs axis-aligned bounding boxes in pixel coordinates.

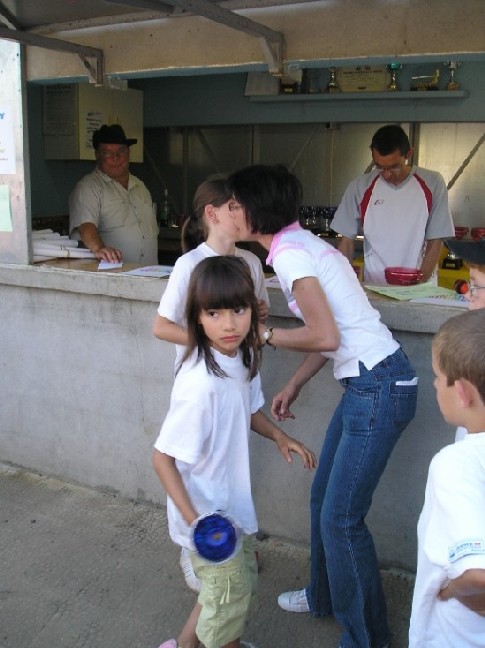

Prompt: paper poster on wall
[0,107,16,175]
[0,185,13,232]
[85,111,103,150]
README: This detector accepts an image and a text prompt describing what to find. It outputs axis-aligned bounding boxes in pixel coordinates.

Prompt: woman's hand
[271,382,300,421]
[257,299,269,323]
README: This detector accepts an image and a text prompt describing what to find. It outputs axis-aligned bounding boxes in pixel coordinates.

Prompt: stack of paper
[32,229,95,262]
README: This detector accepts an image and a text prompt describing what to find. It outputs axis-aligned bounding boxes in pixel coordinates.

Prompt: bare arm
[439,568,485,615]
[152,449,198,525]
[419,239,444,282]
[257,299,269,324]
[250,410,317,469]
[338,235,355,263]
[153,313,189,345]
[271,352,328,421]
[77,222,122,263]
[259,277,340,353]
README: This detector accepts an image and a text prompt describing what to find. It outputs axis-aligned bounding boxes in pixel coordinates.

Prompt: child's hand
[276,433,317,469]
[439,570,485,615]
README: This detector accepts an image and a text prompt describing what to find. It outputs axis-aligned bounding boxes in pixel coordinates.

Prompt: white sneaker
[179,547,200,593]
[278,588,310,613]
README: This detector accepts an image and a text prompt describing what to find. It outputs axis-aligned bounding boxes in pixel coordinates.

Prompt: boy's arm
[439,568,485,615]
[152,449,198,525]
[250,410,317,469]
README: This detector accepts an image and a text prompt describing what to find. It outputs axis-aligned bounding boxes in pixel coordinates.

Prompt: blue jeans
[307,347,418,648]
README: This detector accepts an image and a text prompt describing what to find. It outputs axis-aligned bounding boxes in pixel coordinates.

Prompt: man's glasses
[466,282,485,298]
[98,148,129,160]
[374,163,404,175]
[228,203,243,212]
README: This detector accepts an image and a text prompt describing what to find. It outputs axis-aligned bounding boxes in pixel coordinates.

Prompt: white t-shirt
[332,166,454,285]
[266,222,399,379]
[153,348,264,549]
[69,168,158,265]
[409,433,485,648]
[158,242,269,370]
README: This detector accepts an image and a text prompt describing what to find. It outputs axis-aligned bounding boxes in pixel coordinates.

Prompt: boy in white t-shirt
[409,308,485,648]
[445,237,485,442]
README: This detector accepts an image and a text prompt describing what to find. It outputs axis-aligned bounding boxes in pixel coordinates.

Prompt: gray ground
[0,464,414,648]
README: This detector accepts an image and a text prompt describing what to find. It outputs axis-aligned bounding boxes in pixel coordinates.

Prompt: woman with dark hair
[228,164,418,648]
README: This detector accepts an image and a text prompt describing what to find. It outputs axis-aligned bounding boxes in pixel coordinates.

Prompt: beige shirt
[69,168,158,265]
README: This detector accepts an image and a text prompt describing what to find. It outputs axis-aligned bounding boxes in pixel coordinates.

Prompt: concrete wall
[0,264,460,571]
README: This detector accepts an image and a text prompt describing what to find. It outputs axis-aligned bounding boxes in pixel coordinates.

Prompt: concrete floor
[0,464,415,648]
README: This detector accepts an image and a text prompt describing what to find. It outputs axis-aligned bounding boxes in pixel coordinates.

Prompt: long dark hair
[182,256,261,379]
[181,177,232,252]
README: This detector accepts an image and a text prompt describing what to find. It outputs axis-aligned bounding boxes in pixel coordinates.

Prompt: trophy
[326,67,340,93]
[387,63,402,91]
[444,61,462,91]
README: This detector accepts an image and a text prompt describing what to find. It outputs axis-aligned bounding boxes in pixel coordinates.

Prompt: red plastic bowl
[385,266,423,286]
[454,226,469,240]
[471,227,485,241]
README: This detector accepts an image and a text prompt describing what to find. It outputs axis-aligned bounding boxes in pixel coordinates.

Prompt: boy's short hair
[433,309,485,402]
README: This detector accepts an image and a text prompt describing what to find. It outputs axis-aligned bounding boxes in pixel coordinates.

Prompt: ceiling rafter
[0,0,307,78]
[0,26,104,84]
[162,0,285,74]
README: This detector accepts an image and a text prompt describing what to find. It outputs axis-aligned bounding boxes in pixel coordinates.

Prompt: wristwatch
[262,327,274,346]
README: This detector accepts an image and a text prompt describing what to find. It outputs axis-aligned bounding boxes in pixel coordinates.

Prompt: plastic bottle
[160,188,170,227]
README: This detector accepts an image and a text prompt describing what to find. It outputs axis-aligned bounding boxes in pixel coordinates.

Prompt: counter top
[0,261,464,334]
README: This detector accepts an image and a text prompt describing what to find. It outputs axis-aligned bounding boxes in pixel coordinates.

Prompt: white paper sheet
[98,260,123,270]
[122,265,173,278]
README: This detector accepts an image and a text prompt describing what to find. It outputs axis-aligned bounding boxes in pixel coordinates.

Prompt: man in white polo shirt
[69,124,158,265]
[332,124,454,285]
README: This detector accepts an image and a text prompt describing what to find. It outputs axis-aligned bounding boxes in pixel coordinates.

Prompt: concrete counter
[0,262,462,571]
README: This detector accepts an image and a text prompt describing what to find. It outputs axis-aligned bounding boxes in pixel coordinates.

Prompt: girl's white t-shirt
[158,242,269,370]
[154,348,264,549]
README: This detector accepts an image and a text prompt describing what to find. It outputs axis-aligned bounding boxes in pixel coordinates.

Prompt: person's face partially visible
[372,148,410,186]
[96,144,130,181]
[466,266,485,310]
[431,349,461,427]
[229,201,254,241]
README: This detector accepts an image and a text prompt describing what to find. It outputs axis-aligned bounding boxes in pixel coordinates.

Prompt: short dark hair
[432,309,485,402]
[228,164,302,235]
[183,256,261,379]
[370,125,410,157]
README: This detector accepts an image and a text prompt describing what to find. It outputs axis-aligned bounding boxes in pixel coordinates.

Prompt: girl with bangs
[152,256,316,648]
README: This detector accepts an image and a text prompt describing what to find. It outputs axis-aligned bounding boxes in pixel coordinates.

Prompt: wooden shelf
[249,90,468,102]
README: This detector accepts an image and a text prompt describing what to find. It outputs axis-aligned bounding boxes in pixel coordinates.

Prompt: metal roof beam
[0,26,104,84]
[164,0,285,74]
[0,1,21,30]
